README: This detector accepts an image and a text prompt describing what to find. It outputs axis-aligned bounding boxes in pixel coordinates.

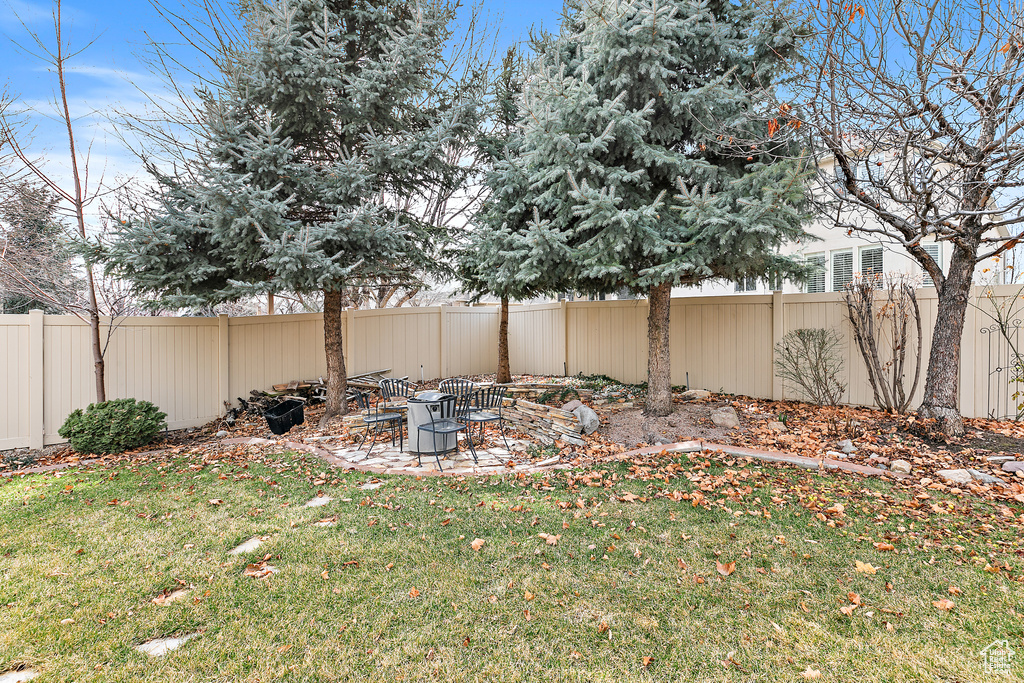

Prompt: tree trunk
[320,289,348,427]
[497,296,511,384]
[86,267,106,403]
[918,244,975,436]
[645,281,673,416]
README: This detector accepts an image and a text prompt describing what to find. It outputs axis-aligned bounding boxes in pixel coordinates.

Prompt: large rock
[681,389,712,401]
[572,405,600,435]
[767,421,788,433]
[1002,461,1024,473]
[890,459,912,474]
[937,468,972,485]
[967,469,1007,486]
[838,439,857,454]
[710,406,740,429]
[561,400,583,412]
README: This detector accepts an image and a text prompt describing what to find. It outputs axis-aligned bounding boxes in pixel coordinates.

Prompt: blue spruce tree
[518,0,811,415]
[103,0,479,423]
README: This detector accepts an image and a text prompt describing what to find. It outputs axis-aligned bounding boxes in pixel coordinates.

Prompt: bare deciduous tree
[0,0,125,402]
[750,0,1024,435]
[844,275,924,413]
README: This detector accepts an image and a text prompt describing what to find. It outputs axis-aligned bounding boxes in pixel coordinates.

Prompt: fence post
[29,309,44,450]
[218,314,230,412]
[771,290,785,400]
[561,300,569,376]
[345,309,355,375]
[439,306,449,379]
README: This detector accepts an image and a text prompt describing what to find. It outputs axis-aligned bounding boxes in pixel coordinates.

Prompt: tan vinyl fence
[1,287,1021,449]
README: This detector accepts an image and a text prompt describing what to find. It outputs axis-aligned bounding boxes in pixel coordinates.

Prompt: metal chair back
[439,378,480,397]
[473,385,507,413]
[379,378,415,401]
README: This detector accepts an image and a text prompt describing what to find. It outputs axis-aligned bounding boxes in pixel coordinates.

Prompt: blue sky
[0,0,562,205]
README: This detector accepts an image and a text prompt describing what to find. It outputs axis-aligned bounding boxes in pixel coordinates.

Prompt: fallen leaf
[598,620,609,633]
[839,604,857,616]
[208,499,223,505]
[471,538,486,551]
[716,561,736,577]
[847,592,861,605]
[524,591,535,601]
[385,562,394,571]
[277,643,292,653]
[948,586,962,596]
[321,570,330,580]
[409,587,420,598]
[537,533,561,546]
[855,560,878,575]
[462,636,471,647]
[641,656,653,668]
[802,667,822,679]
[873,542,895,551]
[523,609,532,620]
[932,598,954,611]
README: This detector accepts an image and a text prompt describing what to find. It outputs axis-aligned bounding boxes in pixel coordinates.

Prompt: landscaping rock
[1002,461,1024,473]
[561,400,583,412]
[937,469,972,485]
[987,455,1015,463]
[890,459,912,474]
[572,405,600,435]
[359,481,383,491]
[838,439,857,454]
[135,633,199,657]
[967,469,1007,486]
[767,421,787,433]
[826,450,848,460]
[304,496,332,508]
[0,671,39,683]
[681,389,711,401]
[216,430,229,438]
[227,536,263,555]
[710,407,740,429]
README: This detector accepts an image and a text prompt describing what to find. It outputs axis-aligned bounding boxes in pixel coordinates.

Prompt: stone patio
[326,436,546,476]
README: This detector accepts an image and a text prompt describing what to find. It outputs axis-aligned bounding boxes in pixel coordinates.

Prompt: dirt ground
[596,400,738,447]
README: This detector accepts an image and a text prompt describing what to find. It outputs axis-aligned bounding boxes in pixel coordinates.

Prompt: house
[677,155,1022,297]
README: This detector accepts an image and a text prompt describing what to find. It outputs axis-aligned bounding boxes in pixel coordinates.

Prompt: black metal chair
[464,386,511,452]
[379,378,415,402]
[439,378,480,398]
[352,391,403,456]
[415,393,475,471]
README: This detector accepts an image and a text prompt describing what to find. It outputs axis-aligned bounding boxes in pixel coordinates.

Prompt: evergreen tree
[0,183,81,313]
[518,0,810,415]
[459,47,534,384]
[103,0,480,423]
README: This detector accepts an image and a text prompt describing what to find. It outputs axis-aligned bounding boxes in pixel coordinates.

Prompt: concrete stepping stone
[227,536,264,555]
[304,496,333,508]
[135,633,199,657]
[152,588,189,606]
[0,670,39,683]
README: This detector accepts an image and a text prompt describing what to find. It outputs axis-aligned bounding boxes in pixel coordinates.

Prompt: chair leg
[498,417,511,452]
[432,430,443,472]
[366,422,381,457]
[465,427,478,464]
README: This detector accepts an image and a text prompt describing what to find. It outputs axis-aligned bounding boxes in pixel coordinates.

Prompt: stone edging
[609,440,888,477]
[221,437,571,478]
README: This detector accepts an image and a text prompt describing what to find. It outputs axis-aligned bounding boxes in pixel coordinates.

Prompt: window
[806,253,826,293]
[921,243,941,287]
[832,250,854,291]
[734,275,758,292]
[860,246,883,282]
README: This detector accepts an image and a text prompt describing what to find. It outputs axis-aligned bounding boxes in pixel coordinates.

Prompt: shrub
[58,398,167,454]
[774,328,847,406]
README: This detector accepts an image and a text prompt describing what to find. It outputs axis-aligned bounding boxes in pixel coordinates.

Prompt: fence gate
[981,321,1024,420]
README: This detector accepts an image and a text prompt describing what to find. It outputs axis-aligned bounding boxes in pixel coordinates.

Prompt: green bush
[58,398,167,454]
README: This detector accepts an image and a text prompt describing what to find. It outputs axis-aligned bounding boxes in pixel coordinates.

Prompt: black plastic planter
[264,399,305,435]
